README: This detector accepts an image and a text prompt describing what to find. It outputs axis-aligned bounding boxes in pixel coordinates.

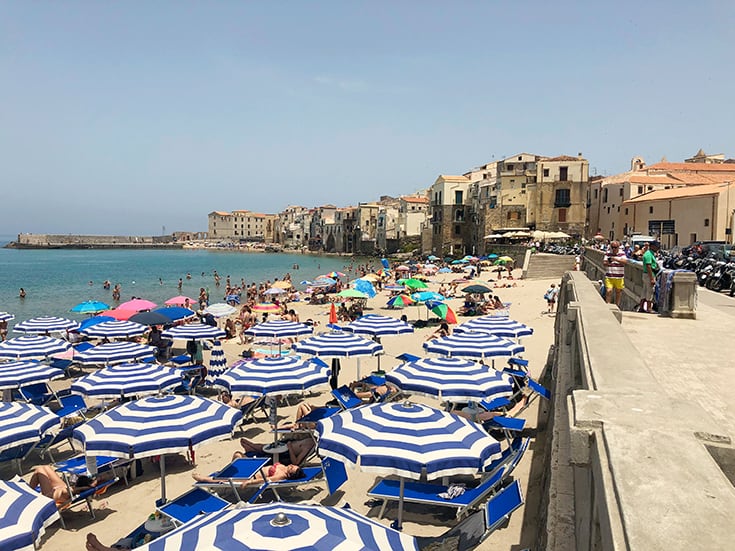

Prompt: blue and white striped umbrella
[13,316,79,334]
[70,363,183,399]
[317,401,502,529]
[79,320,149,339]
[215,356,330,397]
[455,317,534,339]
[136,502,418,551]
[206,340,228,384]
[244,320,313,338]
[423,332,524,359]
[73,394,242,502]
[385,357,515,403]
[317,402,501,480]
[0,312,15,322]
[342,314,413,338]
[73,394,241,459]
[0,335,72,360]
[75,342,156,366]
[0,479,60,551]
[291,331,383,358]
[0,361,65,391]
[161,324,226,340]
[0,402,60,453]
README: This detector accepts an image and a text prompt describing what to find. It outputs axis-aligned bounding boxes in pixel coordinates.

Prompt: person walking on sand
[544,283,559,314]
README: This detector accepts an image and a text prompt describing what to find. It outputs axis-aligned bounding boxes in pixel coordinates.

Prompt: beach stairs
[523,253,574,280]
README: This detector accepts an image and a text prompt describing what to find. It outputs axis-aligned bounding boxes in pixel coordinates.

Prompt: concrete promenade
[547,271,735,550]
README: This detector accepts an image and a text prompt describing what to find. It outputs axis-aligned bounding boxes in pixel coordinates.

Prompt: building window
[558,208,567,222]
[559,167,568,181]
[603,188,608,203]
[454,224,461,236]
[625,208,629,215]
[555,189,571,207]
[517,156,522,161]
[638,186,643,194]
[594,189,598,199]
[649,206,653,214]
[507,164,514,171]
[704,218,710,227]
[455,190,463,205]
[619,188,624,197]
[543,168,549,177]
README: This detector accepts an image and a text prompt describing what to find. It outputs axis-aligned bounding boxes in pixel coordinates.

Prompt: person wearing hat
[641,240,660,313]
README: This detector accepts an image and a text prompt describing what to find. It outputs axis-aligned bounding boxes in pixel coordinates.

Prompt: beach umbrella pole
[394,477,405,530]
[160,454,167,504]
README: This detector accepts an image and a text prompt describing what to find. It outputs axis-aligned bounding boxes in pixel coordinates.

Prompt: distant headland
[5,233,184,249]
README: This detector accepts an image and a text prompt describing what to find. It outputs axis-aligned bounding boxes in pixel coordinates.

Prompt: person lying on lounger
[29,465,101,504]
[192,462,305,487]
[232,437,315,466]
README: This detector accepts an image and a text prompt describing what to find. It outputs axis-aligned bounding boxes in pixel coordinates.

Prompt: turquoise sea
[0,235,372,329]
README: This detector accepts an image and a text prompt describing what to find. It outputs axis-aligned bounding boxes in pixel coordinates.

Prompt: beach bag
[543,291,551,301]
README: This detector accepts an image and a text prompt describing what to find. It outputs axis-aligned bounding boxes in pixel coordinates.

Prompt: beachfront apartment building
[620,182,735,249]
[526,154,589,237]
[426,153,589,256]
[588,151,735,243]
[277,205,312,249]
[429,174,473,257]
[207,210,278,242]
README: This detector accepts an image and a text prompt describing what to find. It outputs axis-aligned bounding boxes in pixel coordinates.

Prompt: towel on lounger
[437,483,466,500]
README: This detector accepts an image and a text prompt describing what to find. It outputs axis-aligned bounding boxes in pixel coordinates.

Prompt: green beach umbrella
[400,278,429,290]
[337,289,369,299]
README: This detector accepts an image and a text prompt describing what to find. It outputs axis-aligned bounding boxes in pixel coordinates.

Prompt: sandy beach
[8,267,559,551]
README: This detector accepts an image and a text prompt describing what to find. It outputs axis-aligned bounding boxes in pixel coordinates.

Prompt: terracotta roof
[645,162,735,173]
[667,172,734,184]
[628,175,685,185]
[402,196,428,203]
[624,183,730,203]
[211,211,230,216]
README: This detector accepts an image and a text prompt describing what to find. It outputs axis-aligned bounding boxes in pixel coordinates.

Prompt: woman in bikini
[192,462,304,487]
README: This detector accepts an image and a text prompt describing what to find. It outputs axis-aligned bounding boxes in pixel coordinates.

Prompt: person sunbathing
[192,462,305,487]
[452,395,528,423]
[218,390,255,409]
[233,437,315,466]
[29,465,98,504]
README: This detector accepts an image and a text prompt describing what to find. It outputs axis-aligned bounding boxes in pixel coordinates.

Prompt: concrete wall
[14,234,179,248]
[543,271,730,550]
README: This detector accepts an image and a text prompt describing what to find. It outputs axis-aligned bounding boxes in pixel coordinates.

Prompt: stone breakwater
[6,233,183,249]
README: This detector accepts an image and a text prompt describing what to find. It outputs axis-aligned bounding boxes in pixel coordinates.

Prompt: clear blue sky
[2,1,733,235]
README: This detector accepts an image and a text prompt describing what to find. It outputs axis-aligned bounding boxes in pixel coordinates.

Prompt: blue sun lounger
[193,457,270,501]
[248,456,348,503]
[367,467,505,520]
[157,487,230,525]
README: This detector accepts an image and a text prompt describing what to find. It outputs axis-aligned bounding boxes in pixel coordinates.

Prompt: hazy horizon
[2,1,734,235]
